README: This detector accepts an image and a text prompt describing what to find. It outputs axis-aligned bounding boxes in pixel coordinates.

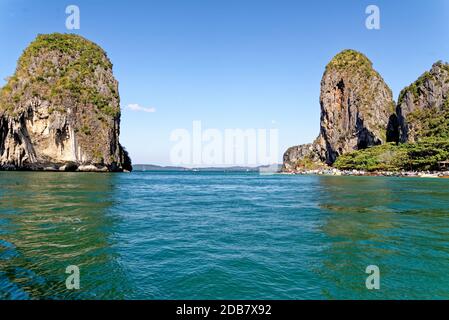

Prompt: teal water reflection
[0,173,131,299]
[1,172,449,299]
[317,176,449,299]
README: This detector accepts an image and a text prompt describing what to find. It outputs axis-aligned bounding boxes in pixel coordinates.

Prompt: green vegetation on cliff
[398,61,449,105]
[294,156,325,170]
[335,139,449,171]
[0,33,131,172]
[333,60,449,172]
[325,49,377,78]
[335,103,449,171]
[407,100,449,140]
[397,71,431,106]
[0,33,119,117]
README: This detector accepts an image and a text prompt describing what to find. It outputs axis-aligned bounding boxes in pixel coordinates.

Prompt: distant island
[133,164,283,172]
[282,50,449,176]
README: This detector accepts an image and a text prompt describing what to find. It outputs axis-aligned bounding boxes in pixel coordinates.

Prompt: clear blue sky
[1,0,448,165]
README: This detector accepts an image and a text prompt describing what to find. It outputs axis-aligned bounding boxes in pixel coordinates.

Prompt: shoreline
[279,168,449,178]
[0,163,131,173]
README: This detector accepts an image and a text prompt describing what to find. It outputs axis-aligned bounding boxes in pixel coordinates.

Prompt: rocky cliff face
[0,33,131,171]
[281,141,325,172]
[396,61,449,143]
[316,50,394,164]
[282,50,394,170]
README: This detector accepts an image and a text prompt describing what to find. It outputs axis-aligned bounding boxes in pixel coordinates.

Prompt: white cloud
[127,104,156,113]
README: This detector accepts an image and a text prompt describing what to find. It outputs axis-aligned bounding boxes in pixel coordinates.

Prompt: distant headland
[133,164,282,172]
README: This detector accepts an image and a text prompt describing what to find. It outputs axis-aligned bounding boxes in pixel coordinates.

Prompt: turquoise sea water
[0,171,449,299]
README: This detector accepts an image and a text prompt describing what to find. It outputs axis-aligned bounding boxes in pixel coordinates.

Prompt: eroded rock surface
[282,143,325,172]
[316,50,394,164]
[282,50,394,170]
[396,61,449,143]
[0,33,131,171]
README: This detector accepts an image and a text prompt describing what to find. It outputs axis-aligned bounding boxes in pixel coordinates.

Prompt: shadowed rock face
[396,61,449,143]
[0,33,132,171]
[316,50,394,164]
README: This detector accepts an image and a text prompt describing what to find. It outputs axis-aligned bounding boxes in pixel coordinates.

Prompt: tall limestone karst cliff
[317,50,394,164]
[282,50,394,171]
[0,33,132,171]
[395,61,449,143]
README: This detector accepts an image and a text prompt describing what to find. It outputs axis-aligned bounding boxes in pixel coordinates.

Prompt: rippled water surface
[1,171,449,299]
